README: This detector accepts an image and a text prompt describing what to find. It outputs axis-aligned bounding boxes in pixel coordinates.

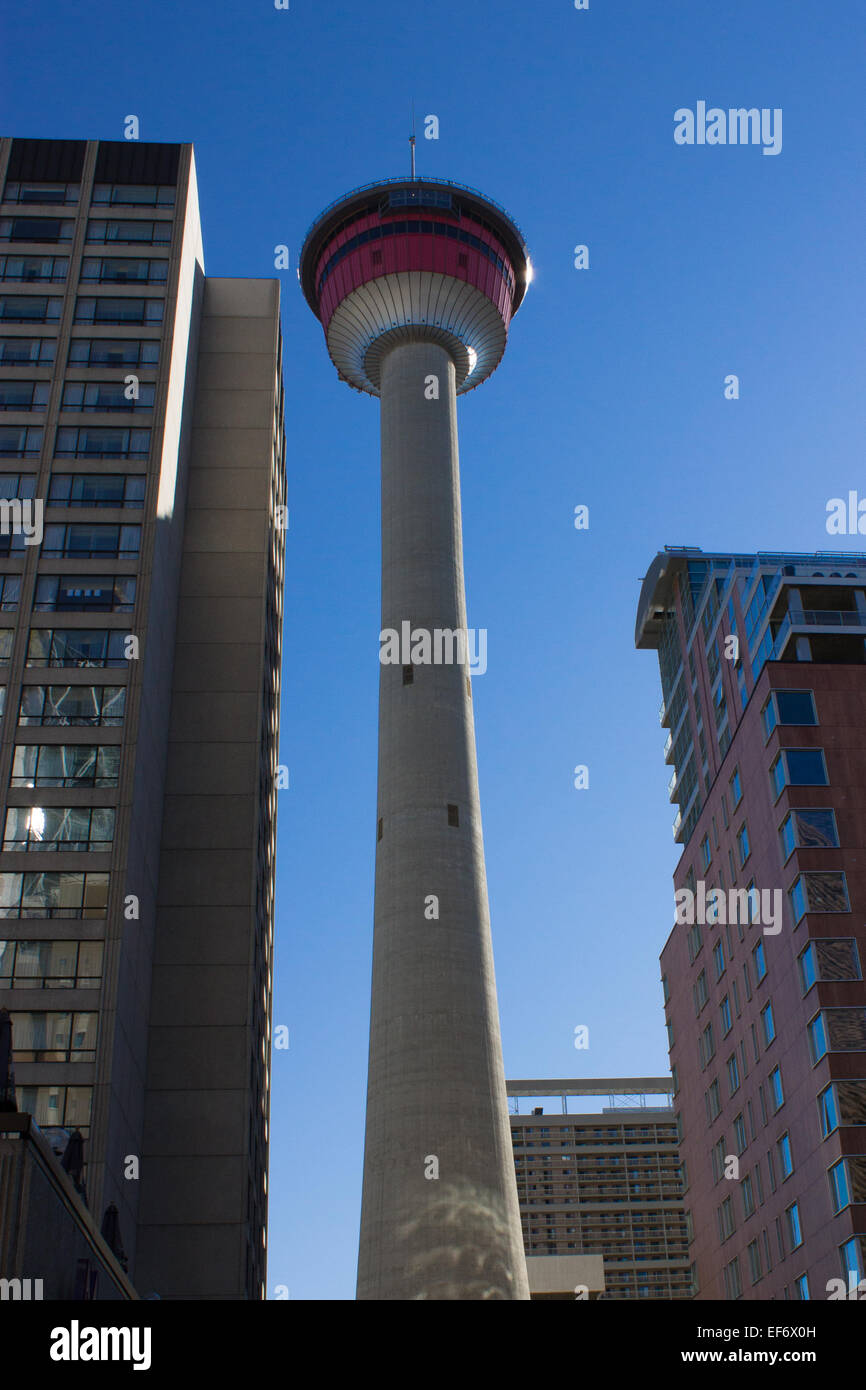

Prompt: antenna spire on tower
[409,102,416,179]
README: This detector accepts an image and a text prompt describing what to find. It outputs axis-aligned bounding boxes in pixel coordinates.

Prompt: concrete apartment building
[508,1078,692,1299]
[0,136,286,1299]
[638,548,866,1300]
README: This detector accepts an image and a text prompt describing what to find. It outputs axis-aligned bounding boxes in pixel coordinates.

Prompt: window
[80,257,168,284]
[86,219,172,245]
[780,808,839,859]
[60,381,156,411]
[0,336,56,364]
[54,427,151,458]
[818,1085,838,1138]
[701,1021,715,1067]
[3,182,79,205]
[8,1010,97,1061]
[717,1195,735,1240]
[0,425,43,456]
[790,872,849,923]
[721,793,729,829]
[0,380,51,410]
[0,576,21,609]
[808,1013,827,1063]
[0,870,108,917]
[786,1202,803,1249]
[48,473,146,508]
[763,690,817,735]
[733,1112,747,1154]
[11,743,120,788]
[447,803,459,827]
[809,1008,866,1058]
[0,255,68,283]
[713,939,725,981]
[799,939,860,992]
[794,1273,810,1301]
[41,524,141,558]
[706,1079,721,1123]
[661,974,669,1003]
[3,805,115,852]
[837,1080,866,1125]
[742,1172,755,1219]
[753,940,767,983]
[720,994,732,1035]
[829,1160,850,1213]
[761,1000,775,1045]
[841,1238,864,1287]
[91,183,176,206]
[0,295,62,322]
[26,627,127,668]
[18,684,126,727]
[687,921,703,963]
[694,969,709,1013]
[743,959,753,1001]
[712,1135,727,1181]
[34,575,136,613]
[727,1054,740,1095]
[0,214,75,239]
[769,1066,784,1111]
[778,1133,793,1179]
[747,1238,762,1284]
[772,748,828,797]
[737,823,750,866]
[0,938,103,989]
[730,768,742,806]
[74,296,163,325]
[724,1256,742,1299]
[700,834,712,869]
[67,337,159,368]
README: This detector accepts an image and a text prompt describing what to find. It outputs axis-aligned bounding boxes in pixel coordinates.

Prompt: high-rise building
[507,1078,692,1299]
[0,136,286,1300]
[299,176,531,1300]
[638,547,866,1300]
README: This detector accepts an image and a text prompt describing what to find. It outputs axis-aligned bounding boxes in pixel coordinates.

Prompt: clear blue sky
[4,0,865,1300]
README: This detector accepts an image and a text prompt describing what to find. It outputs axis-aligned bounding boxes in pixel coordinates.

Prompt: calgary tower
[300,168,531,1300]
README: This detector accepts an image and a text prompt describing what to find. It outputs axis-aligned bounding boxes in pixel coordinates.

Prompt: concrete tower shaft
[300,178,531,1300]
[359,341,529,1298]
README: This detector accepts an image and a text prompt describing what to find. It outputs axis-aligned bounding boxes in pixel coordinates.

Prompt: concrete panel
[163,742,258,794]
[161,794,257,848]
[180,508,268,553]
[167,691,260,742]
[141,1090,247,1155]
[156,851,253,907]
[148,964,251,1026]
[136,1156,246,1224]
[145,1026,249,1090]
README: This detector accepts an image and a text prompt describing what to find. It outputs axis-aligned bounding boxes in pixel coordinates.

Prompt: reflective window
[11,743,121,787]
[25,628,127,668]
[18,683,125,726]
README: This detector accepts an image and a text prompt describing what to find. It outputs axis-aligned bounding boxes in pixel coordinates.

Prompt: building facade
[507,1078,691,1299]
[0,136,285,1299]
[638,548,866,1299]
